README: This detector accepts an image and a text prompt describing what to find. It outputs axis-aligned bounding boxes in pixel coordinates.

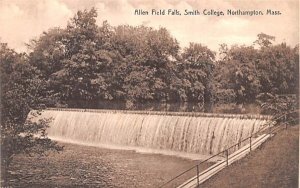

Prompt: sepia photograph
[0,0,299,187]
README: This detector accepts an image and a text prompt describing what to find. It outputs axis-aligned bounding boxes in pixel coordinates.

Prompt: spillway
[34,108,271,158]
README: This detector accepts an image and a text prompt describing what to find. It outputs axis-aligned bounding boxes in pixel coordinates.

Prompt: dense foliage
[215,37,299,105]
[25,9,299,111]
[0,43,63,182]
[27,8,218,110]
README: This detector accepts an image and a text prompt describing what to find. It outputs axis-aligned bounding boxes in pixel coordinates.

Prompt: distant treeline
[1,8,299,113]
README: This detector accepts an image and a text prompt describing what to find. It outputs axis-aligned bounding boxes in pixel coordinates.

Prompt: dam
[33,108,271,158]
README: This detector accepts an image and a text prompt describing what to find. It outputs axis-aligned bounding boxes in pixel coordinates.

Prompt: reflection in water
[65,100,262,114]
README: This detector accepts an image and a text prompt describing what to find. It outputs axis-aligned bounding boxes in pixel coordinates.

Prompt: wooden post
[196,165,200,186]
[250,136,252,151]
[285,115,287,130]
[226,150,229,166]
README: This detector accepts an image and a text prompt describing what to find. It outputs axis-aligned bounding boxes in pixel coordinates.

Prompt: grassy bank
[201,125,299,188]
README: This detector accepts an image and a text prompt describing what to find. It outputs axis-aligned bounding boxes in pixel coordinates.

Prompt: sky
[0,0,299,52]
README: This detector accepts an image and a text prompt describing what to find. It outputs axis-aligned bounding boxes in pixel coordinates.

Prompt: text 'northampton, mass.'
[134,9,282,16]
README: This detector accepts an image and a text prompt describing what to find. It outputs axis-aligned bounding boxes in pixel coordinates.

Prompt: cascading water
[34,109,271,158]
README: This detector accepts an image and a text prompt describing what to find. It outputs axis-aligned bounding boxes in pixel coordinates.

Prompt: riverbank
[201,125,299,188]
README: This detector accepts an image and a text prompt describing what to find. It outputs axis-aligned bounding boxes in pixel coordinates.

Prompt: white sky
[0,0,299,52]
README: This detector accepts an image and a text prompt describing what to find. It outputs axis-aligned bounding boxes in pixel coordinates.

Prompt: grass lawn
[201,125,299,188]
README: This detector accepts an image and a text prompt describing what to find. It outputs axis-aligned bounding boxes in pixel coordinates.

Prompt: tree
[215,45,261,104]
[181,43,215,111]
[111,25,180,108]
[256,93,299,126]
[29,8,118,108]
[27,28,67,77]
[215,34,299,106]
[58,8,108,105]
[214,44,236,103]
[0,43,63,184]
[257,43,299,95]
[254,33,275,48]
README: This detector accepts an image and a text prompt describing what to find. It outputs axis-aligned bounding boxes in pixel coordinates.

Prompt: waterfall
[34,109,271,158]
